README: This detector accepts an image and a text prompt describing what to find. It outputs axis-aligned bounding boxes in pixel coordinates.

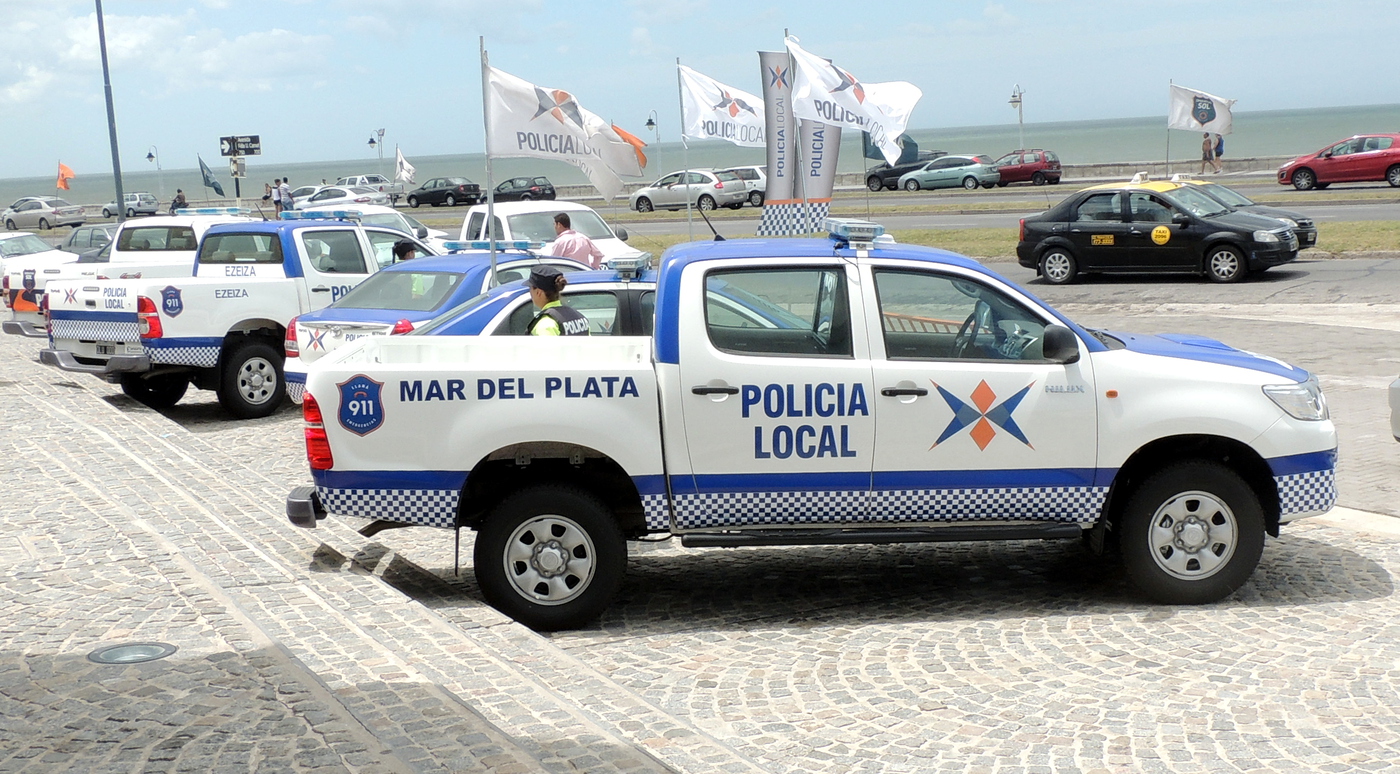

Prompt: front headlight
[1253,230,1280,243]
[1277,218,1297,228]
[1263,377,1329,421]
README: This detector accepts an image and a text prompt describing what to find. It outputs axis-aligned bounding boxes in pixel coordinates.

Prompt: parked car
[1,196,85,230]
[406,177,482,208]
[719,165,767,206]
[0,231,76,274]
[102,192,160,218]
[629,169,747,212]
[1172,176,1318,249]
[992,149,1062,186]
[458,200,643,264]
[335,174,405,202]
[1017,178,1298,284]
[61,224,118,254]
[898,155,1000,191]
[1277,134,1400,190]
[492,176,556,202]
[865,150,946,191]
[292,186,389,210]
[288,185,322,201]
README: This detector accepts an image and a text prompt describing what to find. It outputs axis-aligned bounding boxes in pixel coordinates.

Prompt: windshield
[332,270,466,312]
[1198,183,1255,208]
[1164,186,1230,218]
[508,210,614,241]
[0,235,53,257]
[409,291,493,334]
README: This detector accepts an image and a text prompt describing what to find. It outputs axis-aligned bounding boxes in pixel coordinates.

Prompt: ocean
[6,103,1398,208]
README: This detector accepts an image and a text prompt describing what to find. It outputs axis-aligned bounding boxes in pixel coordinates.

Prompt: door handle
[311,286,330,293]
[691,385,739,395]
[1129,229,1144,235]
[881,387,929,397]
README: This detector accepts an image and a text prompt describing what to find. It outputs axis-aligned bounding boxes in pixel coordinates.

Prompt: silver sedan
[2,197,86,230]
[292,186,390,210]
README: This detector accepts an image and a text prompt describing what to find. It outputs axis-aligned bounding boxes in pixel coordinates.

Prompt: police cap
[528,264,564,290]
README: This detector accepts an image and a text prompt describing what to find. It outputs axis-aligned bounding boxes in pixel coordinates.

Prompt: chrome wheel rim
[698,197,714,211]
[1209,249,1239,280]
[1148,490,1238,580]
[963,177,978,189]
[503,515,596,606]
[1043,253,1071,282]
[1294,171,1312,189]
[237,356,278,405]
[1389,168,1400,186]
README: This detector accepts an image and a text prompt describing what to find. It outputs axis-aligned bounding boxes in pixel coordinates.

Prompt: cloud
[628,0,706,25]
[630,27,657,57]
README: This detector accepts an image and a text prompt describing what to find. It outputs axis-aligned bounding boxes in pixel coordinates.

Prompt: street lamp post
[1009,85,1025,150]
[644,110,660,171]
[368,129,385,179]
[146,146,163,200]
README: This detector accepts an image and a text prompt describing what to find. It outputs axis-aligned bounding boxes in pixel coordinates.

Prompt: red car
[1277,134,1400,190]
[992,149,1061,186]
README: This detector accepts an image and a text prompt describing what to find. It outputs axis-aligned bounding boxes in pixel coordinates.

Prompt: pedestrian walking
[279,178,294,211]
[1200,133,1220,175]
[271,178,283,213]
[1214,134,1225,174]
[526,265,589,336]
[548,213,603,269]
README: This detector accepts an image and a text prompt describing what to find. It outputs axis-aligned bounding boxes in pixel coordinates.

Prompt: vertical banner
[757,51,798,235]
[798,120,840,233]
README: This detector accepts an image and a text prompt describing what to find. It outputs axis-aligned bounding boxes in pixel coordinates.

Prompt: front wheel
[407,196,419,208]
[962,176,980,190]
[1039,248,1078,285]
[1206,245,1247,283]
[1119,461,1265,604]
[697,195,716,211]
[101,209,112,218]
[120,374,188,409]
[126,208,136,218]
[904,179,921,191]
[475,485,626,631]
[635,197,653,213]
[867,176,883,192]
[749,190,764,206]
[1291,169,1316,191]
[217,341,285,419]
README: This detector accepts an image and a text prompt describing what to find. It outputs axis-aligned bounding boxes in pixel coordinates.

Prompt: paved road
[2,257,1398,772]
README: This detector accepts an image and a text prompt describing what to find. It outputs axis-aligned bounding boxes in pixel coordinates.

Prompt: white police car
[287,220,1337,630]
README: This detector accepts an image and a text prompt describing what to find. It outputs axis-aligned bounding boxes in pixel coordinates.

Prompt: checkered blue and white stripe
[757,202,833,236]
[318,487,459,528]
[287,380,305,403]
[871,486,1108,524]
[1276,469,1336,517]
[673,489,869,529]
[147,346,220,368]
[50,318,138,342]
[641,494,670,531]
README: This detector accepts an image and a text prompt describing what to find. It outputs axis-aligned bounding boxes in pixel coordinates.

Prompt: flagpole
[785,30,809,234]
[95,0,126,224]
[480,37,497,287]
[677,57,693,241]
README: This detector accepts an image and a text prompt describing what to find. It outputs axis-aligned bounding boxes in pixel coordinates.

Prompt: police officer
[526,265,589,336]
[393,239,417,262]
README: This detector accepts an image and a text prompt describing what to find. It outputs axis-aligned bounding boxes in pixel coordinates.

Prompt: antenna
[696,204,726,241]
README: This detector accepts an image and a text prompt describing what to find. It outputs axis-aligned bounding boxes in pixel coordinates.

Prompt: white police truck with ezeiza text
[286,220,1337,631]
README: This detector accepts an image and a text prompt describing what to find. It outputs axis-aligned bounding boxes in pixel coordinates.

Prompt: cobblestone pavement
[2,257,1399,772]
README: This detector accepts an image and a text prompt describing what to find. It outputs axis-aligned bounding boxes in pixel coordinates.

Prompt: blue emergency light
[610,253,651,280]
[174,207,252,216]
[442,240,538,252]
[279,210,361,221]
[825,218,885,248]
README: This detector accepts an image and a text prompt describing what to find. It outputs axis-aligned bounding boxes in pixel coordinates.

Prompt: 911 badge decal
[160,285,183,317]
[931,380,1034,451]
[338,374,385,436]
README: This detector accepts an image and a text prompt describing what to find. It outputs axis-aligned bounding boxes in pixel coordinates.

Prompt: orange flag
[611,124,648,170]
[56,162,75,190]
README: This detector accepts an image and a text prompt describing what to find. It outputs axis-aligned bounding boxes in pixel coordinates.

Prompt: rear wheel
[725,202,743,210]
[697,195,716,211]
[1119,461,1265,604]
[635,197,653,213]
[867,176,883,192]
[445,194,457,207]
[475,485,626,631]
[1387,165,1400,187]
[407,196,419,208]
[1032,171,1047,186]
[982,181,997,189]
[217,341,285,419]
[1040,248,1078,285]
[996,182,1008,188]
[962,176,979,190]
[519,193,533,201]
[1291,169,1316,191]
[38,218,50,230]
[120,374,188,409]
[749,190,764,206]
[1206,245,1247,283]
[904,179,921,191]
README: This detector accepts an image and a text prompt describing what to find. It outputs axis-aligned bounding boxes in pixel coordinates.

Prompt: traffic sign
[219,135,262,157]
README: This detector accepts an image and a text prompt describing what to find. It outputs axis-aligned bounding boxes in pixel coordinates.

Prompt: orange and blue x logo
[931,379,1034,451]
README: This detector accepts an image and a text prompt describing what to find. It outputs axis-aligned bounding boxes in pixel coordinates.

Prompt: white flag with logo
[485,66,644,200]
[784,36,921,165]
[394,146,416,184]
[679,65,765,147]
[1167,84,1235,134]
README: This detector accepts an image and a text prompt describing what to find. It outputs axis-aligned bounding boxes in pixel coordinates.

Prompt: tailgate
[46,279,145,356]
[298,320,395,364]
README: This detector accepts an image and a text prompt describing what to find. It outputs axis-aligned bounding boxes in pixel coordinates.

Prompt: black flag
[198,155,225,197]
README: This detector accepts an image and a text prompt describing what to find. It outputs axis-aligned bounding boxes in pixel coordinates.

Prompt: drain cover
[87,642,178,664]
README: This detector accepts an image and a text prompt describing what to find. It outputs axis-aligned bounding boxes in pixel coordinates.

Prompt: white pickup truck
[336,174,405,203]
[287,221,1338,630]
[40,217,430,418]
[3,211,254,337]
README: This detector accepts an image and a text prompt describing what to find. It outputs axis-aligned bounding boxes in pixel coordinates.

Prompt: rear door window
[118,226,198,251]
[1074,193,1124,222]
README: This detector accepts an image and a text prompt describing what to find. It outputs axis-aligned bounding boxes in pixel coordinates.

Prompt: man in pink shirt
[549,213,604,269]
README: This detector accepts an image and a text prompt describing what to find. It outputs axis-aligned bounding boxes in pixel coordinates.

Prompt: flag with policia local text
[395,146,416,185]
[678,65,765,147]
[1168,84,1235,135]
[784,36,922,165]
[485,66,645,200]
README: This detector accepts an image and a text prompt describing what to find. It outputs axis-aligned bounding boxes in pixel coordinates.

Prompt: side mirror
[614,226,629,242]
[1171,212,1191,227]
[1042,324,1081,364]
[415,226,427,238]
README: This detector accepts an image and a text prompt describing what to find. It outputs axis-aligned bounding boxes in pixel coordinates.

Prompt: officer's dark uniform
[526,266,590,336]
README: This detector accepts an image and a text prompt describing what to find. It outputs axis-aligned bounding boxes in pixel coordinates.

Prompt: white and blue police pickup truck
[287,220,1337,631]
[40,213,431,418]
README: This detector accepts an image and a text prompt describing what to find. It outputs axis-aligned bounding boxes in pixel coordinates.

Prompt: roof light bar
[825,218,885,249]
[279,210,362,221]
[174,207,252,216]
[1130,172,1151,183]
[610,253,652,280]
[442,240,538,252]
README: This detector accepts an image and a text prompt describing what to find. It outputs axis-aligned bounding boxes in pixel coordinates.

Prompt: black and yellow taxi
[1016,176,1300,285]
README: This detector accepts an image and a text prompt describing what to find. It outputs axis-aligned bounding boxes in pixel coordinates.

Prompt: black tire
[635,197,653,213]
[1291,169,1316,191]
[120,374,188,409]
[217,341,285,419]
[1205,244,1247,283]
[407,196,419,208]
[962,176,979,190]
[1039,247,1078,285]
[996,182,1008,188]
[1314,183,1330,190]
[904,179,921,192]
[866,176,883,192]
[38,218,50,230]
[1388,166,1400,187]
[126,208,136,218]
[982,181,997,189]
[1032,171,1047,186]
[749,190,764,206]
[1119,461,1265,605]
[520,193,533,201]
[474,484,626,631]
[101,209,112,218]
[697,195,716,211]
[445,194,457,207]
[725,202,743,210]
[4,219,14,231]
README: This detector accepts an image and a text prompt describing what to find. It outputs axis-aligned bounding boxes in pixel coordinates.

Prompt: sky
[2,0,1398,180]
